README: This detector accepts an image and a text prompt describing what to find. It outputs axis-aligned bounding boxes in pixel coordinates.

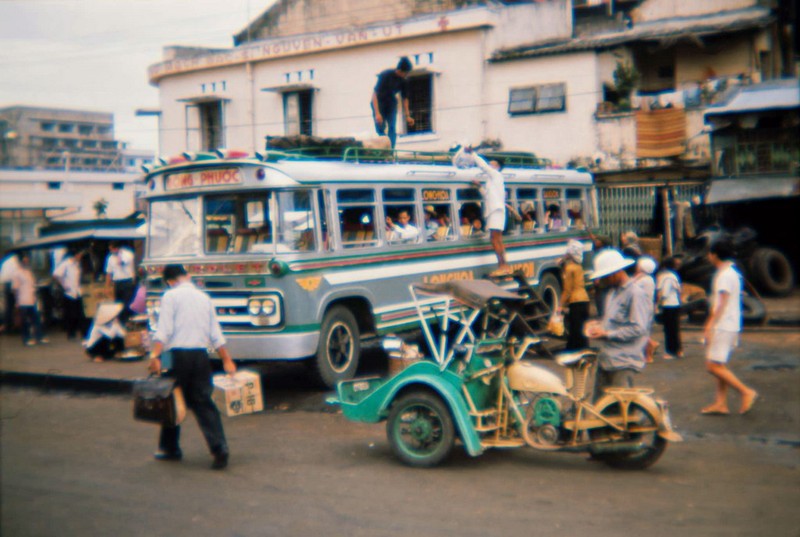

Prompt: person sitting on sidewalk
[83,303,126,362]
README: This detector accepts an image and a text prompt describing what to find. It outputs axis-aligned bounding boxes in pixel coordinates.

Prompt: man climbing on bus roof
[371,56,415,148]
[454,146,511,277]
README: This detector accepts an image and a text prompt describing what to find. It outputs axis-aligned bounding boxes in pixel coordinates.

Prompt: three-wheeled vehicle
[334,279,681,469]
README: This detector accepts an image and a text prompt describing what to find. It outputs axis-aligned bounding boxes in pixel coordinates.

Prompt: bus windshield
[201,190,316,255]
[149,198,201,258]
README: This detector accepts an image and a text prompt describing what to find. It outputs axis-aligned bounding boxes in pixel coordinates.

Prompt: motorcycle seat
[555,350,597,367]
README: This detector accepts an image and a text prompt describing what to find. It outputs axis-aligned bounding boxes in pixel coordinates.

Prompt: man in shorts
[455,146,510,276]
[701,239,758,415]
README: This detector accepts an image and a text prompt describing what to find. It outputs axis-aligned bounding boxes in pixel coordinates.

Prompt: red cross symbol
[438,16,449,31]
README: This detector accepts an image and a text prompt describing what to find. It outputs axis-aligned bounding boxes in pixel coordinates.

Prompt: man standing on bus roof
[149,264,236,470]
[371,57,415,148]
[455,146,511,277]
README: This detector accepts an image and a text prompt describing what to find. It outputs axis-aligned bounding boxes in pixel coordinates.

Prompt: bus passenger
[386,210,419,242]
[456,147,511,276]
[423,205,440,239]
[520,201,537,232]
[545,204,563,231]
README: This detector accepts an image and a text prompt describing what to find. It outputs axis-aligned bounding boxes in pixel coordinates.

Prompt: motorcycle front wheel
[592,401,667,470]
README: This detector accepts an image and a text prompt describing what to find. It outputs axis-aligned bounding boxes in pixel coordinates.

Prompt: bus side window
[423,203,453,241]
[458,202,482,238]
[565,189,585,229]
[517,188,539,234]
[337,189,377,249]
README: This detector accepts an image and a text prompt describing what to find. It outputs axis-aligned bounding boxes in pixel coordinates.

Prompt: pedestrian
[12,252,48,346]
[584,249,650,390]
[559,239,590,350]
[148,264,237,470]
[104,241,136,322]
[83,302,126,362]
[633,256,658,362]
[656,256,683,360]
[0,251,20,333]
[454,146,511,276]
[620,230,642,272]
[588,233,612,317]
[701,240,758,415]
[53,248,88,340]
[370,56,415,148]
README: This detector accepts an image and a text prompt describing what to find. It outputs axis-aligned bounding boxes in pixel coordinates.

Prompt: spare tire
[749,248,794,297]
[741,293,766,325]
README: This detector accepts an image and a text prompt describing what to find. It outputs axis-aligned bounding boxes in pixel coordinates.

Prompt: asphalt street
[1,302,799,537]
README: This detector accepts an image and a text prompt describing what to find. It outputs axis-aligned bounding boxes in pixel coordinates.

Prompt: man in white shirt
[701,240,758,415]
[455,147,511,276]
[149,264,237,470]
[53,249,87,340]
[0,252,20,332]
[386,210,420,242]
[104,241,136,321]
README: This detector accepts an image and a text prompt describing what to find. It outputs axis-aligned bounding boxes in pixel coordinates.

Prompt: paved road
[2,321,799,536]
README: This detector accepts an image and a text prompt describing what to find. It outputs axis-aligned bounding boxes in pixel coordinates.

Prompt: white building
[148,0,792,171]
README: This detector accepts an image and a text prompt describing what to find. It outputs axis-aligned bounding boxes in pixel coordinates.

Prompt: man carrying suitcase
[148,264,236,470]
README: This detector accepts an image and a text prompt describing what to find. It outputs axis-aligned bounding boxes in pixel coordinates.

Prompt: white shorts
[486,210,505,232]
[706,330,739,363]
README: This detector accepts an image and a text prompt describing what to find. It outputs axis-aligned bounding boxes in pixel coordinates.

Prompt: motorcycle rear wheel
[592,401,667,470]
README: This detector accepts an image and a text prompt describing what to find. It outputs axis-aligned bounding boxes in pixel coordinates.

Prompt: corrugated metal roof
[706,176,800,204]
[704,78,800,117]
[492,7,774,62]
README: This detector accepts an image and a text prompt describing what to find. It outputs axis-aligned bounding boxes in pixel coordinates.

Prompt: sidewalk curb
[0,371,134,395]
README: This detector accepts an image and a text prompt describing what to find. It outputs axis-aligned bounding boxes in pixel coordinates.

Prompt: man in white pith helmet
[584,249,651,389]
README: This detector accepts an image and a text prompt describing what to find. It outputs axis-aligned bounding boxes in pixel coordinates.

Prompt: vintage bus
[141,148,596,387]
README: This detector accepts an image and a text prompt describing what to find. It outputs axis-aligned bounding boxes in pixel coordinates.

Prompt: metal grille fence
[596,183,706,246]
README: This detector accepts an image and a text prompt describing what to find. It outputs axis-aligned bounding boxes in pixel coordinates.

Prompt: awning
[12,224,146,250]
[704,78,800,119]
[705,176,800,204]
[0,191,83,210]
[177,94,231,103]
[261,83,316,93]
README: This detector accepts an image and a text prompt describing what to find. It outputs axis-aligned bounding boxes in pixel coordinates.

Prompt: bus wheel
[313,306,361,388]
[538,272,561,314]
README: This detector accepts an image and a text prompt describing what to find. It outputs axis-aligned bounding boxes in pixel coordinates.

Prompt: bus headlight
[247,295,281,326]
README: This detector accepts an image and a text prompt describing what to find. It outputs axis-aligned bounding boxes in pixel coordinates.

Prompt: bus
[141,148,596,387]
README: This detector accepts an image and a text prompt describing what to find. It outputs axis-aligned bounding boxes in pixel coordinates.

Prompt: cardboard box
[212,370,263,417]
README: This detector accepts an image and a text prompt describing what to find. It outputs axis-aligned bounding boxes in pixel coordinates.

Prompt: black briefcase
[132,376,186,426]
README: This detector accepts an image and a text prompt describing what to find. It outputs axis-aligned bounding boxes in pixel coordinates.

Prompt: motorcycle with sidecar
[333,279,681,469]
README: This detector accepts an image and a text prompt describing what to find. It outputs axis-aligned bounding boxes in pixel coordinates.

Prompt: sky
[0,0,276,153]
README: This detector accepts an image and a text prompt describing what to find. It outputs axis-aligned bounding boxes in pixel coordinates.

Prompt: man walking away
[454,146,511,277]
[148,264,237,469]
[701,240,758,415]
[104,241,136,322]
[584,249,650,390]
[656,256,683,360]
[12,252,48,346]
[371,57,415,148]
[53,248,88,340]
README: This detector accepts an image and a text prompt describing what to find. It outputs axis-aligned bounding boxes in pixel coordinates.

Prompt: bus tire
[538,272,561,314]
[313,306,361,388]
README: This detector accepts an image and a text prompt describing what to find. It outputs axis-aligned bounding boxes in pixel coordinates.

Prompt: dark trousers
[87,336,124,359]
[113,279,135,322]
[661,306,682,356]
[63,296,88,339]
[372,103,398,148]
[4,283,16,331]
[565,301,590,350]
[159,349,228,456]
[19,306,44,342]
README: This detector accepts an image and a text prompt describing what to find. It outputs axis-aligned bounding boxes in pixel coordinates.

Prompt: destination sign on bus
[543,188,561,199]
[422,189,451,202]
[165,168,243,191]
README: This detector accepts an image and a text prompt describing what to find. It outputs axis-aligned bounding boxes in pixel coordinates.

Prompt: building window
[198,100,224,151]
[113,183,125,191]
[47,182,61,190]
[78,125,93,135]
[41,122,54,132]
[508,83,566,115]
[58,123,74,133]
[283,90,313,136]
[407,74,433,134]
[97,125,111,135]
